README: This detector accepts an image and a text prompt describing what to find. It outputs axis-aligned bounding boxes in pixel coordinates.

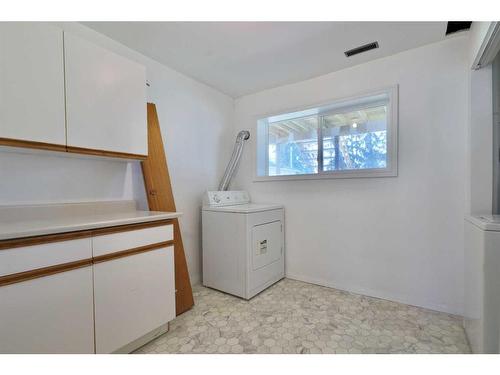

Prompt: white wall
[234,36,469,315]
[0,22,235,284]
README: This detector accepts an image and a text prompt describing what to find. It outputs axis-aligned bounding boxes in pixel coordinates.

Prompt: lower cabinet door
[93,246,175,353]
[0,267,95,353]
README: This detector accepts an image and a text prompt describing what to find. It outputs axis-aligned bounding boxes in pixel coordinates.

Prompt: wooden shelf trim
[0,219,174,251]
[66,146,147,161]
[93,240,174,264]
[0,258,93,287]
[0,137,147,161]
[0,240,174,287]
[0,137,67,153]
[91,219,173,237]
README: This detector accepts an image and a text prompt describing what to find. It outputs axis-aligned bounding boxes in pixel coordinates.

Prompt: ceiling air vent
[445,21,472,35]
[344,41,379,57]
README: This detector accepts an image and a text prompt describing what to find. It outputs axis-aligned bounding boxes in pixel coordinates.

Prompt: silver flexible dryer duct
[218,130,250,191]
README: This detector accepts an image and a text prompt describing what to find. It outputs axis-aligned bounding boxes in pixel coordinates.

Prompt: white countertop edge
[202,203,284,213]
[465,214,500,231]
[0,211,182,241]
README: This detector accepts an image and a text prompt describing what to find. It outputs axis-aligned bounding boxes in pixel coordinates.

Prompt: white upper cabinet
[64,33,147,156]
[0,23,66,145]
[0,25,147,158]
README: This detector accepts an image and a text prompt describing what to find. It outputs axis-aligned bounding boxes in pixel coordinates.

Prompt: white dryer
[202,191,284,299]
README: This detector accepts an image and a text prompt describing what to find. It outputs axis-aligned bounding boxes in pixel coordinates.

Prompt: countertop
[466,214,500,231]
[0,200,182,240]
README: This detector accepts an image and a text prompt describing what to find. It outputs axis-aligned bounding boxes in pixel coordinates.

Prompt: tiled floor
[135,278,470,354]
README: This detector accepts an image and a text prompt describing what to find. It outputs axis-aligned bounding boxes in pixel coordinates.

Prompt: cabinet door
[64,32,147,156]
[0,267,95,353]
[0,22,65,145]
[93,246,175,353]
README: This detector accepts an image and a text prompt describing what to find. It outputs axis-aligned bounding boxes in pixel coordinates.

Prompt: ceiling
[83,22,455,98]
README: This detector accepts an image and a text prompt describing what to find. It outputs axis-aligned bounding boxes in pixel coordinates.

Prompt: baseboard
[113,322,169,354]
[285,273,463,317]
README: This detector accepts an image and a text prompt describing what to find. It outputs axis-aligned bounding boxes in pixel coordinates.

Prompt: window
[256,86,398,180]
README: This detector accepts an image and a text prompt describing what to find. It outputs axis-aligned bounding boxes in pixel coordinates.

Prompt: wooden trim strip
[0,138,147,160]
[0,230,93,251]
[91,219,173,237]
[0,241,174,286]
[66,146,147,161]
[0,258,92,287]
[93,240,174,264]
[0,137,67,153]
[0,219,174,251]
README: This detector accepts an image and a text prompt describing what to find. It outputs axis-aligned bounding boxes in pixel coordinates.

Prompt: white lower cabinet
[0,223,175,354]
[0,267,95,354]
[93,246,175,354]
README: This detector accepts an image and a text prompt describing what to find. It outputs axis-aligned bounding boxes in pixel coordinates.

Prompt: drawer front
[92,224,173,257]
[0,237,92,277]
[0,266,95,353]
[93,246,175,353]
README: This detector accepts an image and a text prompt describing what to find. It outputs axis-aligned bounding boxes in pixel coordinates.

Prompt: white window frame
[253,85,399,182]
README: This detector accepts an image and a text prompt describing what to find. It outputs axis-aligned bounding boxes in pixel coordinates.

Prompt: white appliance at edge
[202,191,284,299]
[464,215,500,353]
[201,130,285,299]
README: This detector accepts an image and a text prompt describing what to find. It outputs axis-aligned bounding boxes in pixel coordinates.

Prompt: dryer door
[252,220,282,271]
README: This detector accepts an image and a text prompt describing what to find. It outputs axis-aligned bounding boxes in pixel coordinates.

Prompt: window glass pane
[268,115,318,176]
[256,89,396,179]
[321,104,387,171]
